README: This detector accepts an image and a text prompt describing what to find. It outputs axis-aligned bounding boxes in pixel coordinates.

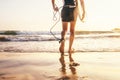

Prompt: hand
[80,11,85,22]
[53,6,59,12]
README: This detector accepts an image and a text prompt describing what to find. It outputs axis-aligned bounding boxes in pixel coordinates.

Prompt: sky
[0,0,120,31]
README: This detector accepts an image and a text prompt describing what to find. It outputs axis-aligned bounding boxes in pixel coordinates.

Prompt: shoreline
[0,52,120,80]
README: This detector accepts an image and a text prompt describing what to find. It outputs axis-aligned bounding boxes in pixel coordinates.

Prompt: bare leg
[68,21,80,66]
[59,22,68,55]
[68,21,76,62]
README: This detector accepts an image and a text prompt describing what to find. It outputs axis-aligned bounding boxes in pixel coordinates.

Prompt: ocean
[0,31,120,53]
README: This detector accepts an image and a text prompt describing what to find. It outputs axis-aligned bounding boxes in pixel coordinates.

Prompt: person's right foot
[59,46,64,54]
[69,62,80,66]
[68,48,75,54]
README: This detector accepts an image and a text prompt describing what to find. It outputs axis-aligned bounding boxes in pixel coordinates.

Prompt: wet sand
[0,52,120,80]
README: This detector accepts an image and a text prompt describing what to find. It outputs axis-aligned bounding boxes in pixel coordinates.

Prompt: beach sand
[0,52,120,80]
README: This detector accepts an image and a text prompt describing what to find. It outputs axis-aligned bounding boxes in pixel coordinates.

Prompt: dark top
[64,0,76,6]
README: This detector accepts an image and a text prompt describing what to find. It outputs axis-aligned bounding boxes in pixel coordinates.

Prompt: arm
[51,0,59,11]
[80,0,85,22]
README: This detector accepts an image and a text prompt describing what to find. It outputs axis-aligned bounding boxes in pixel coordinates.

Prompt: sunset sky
[0,0,120,31]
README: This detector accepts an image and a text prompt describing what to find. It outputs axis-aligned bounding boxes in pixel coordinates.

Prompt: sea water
[0,31,120,53]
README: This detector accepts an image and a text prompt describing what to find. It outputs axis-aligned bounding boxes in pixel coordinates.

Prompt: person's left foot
[59,56,65,67]
[59,46,64,55]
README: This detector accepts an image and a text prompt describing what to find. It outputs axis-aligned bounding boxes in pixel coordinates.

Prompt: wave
[0,31,60,41]
[0,40,120,53]
[0,31,120,42]
[0,31,120,52]
[0,31,60,35]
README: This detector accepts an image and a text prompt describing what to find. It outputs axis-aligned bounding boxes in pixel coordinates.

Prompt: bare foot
[68,48,75,54]
[69,62,80,66]
[59,46,64,54]
[59,41,65,55]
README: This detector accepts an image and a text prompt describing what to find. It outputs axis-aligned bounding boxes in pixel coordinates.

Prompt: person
[51,0,85,66]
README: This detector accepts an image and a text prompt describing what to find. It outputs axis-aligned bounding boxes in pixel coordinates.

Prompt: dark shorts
[61,7,76,22]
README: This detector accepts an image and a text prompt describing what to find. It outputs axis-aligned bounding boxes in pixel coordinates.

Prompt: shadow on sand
[57,55,78,80]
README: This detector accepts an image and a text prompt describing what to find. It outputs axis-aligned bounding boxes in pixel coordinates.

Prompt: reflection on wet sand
[58,55,78,80]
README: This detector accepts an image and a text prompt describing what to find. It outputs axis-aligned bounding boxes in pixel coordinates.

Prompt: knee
[62,30,67,35]
[70,30,75,36]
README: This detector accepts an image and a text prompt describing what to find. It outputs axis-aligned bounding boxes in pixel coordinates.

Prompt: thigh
[62,22,68,31]
[70,21,76,32]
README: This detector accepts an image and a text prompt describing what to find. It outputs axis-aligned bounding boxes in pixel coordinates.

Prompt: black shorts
[61,7,76,22]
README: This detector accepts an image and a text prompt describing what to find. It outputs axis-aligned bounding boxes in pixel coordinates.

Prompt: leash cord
[50,6,63,42]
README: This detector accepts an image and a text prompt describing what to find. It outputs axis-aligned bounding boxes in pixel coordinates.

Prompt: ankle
[59,38,65,43]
